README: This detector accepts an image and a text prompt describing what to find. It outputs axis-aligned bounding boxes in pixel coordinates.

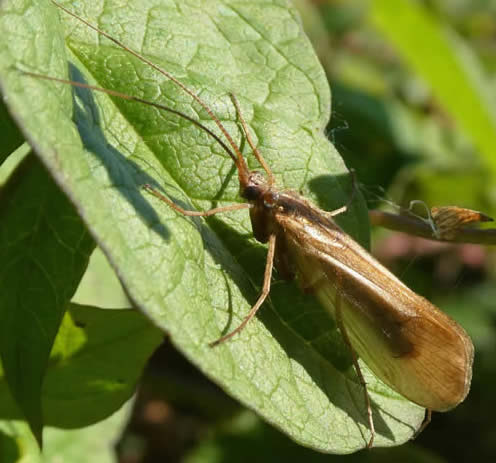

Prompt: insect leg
[143,184,250,216]
[335,292,375,449]
[229,93,275,185]
[210,233,276,347]
[327,168,358,218]
[414,408,432,438]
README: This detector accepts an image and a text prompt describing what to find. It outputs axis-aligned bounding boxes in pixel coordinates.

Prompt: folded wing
[275,199,473,411]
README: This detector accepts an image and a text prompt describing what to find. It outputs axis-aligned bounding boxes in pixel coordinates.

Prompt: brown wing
[274,196,473,411]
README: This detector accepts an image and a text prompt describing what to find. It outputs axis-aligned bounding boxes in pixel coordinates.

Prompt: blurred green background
[3,0,496,461]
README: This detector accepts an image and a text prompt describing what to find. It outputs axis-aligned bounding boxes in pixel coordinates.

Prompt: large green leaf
[0,154,95,444]
[0,0,424,453]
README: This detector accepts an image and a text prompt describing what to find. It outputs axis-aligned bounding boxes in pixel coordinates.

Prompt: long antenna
[23,72,238,164]
[51,0,251,184]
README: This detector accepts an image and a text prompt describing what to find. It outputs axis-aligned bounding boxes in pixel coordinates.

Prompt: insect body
[33,0,474,449]
[218,148,473,447]
[200,95,473,415]
[219,144,474,412]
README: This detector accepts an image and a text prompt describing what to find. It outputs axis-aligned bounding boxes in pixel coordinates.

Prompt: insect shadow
[67,63,172,240]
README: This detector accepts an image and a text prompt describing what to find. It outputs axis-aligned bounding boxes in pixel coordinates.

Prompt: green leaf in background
[0,303,162,428]
[72,247,131,309]
[0,0,424,453]
[370,0,496,178]
[0,397,133,463]
[0,154,95,444]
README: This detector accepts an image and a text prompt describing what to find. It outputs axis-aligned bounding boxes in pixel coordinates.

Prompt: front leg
[210,233,277,347]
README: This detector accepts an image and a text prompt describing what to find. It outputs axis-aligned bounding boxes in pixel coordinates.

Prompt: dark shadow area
[0,98,25,164]
[328,82,414,190]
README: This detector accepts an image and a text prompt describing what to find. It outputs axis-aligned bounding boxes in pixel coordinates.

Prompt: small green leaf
[0,0,423,453]
[0,303,162,427]
[72,247,131,309]
[0,398,133,463]
[45,303,162,427]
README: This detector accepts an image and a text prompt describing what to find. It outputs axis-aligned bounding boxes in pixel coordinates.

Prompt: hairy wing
[275,206,473,411]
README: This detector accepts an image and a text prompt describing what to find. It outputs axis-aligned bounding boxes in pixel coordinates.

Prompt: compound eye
[242,185,260,200]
